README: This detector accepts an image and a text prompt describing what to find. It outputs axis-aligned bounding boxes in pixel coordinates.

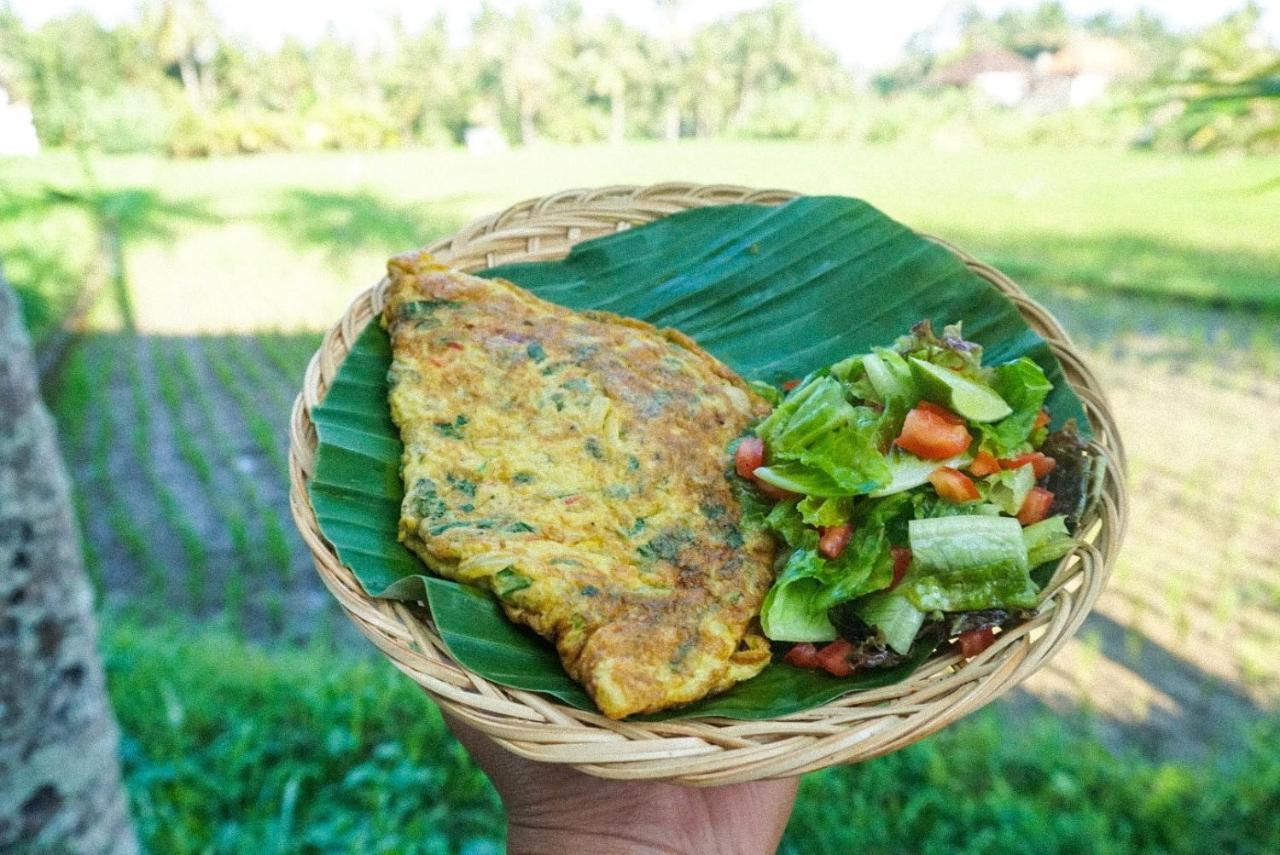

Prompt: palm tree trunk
[519,101,536,145]
[664,103,680,141]
[609,84,626,145]
[177,54,203,110]
[0,269,138,854]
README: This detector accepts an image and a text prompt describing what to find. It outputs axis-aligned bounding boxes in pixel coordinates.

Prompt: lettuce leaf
[783,426,891,494]
[756,376,891,495]
[864,397,909,453]
[760,494,914,640]
[901,515,1039,611]
[747,379,782,406]
[764,499,818,550]
[852,591,926,655]
[1022,514,1076,567]
[811,526,894,610]
[797,495,853,527]
[862,348,917,402]
[759,575,836,642]
[811,493,912,610]
[977,358,1053,456]
[760,547,846,642]
[756,376,851,449]
[829,354,863,383]
[913,494,1002,520]
[983,463,1036,516]
[870,447,973,497]
[754,462,849,498]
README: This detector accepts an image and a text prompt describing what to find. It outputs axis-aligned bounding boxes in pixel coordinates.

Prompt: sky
[9,0,1279,70]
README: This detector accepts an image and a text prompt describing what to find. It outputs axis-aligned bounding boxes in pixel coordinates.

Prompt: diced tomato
[783,642,819,669]
[818,523,854,559]
[782,378,802,392]
[815,639,855,677]
[968,449,1000,477]
[1017,486,1055,525]
[735,437,765,479]
[756,480,800,501]
[895,402,972,460]
[890,546,912,589]
[918,401,965,424]
[929,466,981,504]
[1034,408,1051,431]
[1001,452,1057,479]
[957,627,996,658]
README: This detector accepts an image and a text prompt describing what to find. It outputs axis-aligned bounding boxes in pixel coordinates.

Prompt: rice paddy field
[5,140,1280,851]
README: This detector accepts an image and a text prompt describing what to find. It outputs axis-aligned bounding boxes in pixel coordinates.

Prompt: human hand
[445,714,799,855]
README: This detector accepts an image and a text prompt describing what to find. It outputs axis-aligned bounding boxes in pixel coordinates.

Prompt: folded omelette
[381,251,777,718]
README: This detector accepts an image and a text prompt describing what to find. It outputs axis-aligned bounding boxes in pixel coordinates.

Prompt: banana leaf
[308,195,1090,720]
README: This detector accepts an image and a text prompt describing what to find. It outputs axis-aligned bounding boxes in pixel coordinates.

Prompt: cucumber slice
[863,349,915,401]
[909,357,1012,423]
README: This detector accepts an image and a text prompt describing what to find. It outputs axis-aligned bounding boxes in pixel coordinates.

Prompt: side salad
[733,321,1102,676]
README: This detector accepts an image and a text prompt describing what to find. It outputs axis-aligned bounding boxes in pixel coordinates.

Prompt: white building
[0,87,39,156]
[928,36,1138,112]
[1035,36,1139,108]
[928,47,1035,107]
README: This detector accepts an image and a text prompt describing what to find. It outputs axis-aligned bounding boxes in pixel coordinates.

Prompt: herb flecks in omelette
[381,251,776,719]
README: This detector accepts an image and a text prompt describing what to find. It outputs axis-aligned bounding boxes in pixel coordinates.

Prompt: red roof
[929,47,1034,86]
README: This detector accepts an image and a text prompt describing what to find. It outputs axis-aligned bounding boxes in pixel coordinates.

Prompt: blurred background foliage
[1,0,1277,157]
[3,1,1279,852]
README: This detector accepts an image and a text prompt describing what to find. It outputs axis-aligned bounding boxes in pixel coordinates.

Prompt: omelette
[381,251,777,718]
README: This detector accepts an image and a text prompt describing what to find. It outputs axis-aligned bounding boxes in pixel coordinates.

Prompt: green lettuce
[788,427,891,494]
[797,495,853,527]
[870,447,973,497]
[755,375,891,495]
[983,463,1035,516]
[1022,514,1076,567]
[862,348,917,402]
[811,524,894,610]
[759,574,836,642]
[852,591,926,655]
[978,358,1052,455]
[863,397,909,453]
[764,499,818,550]
[760,494,913,640]
[912,494,1002,520]
[747,379,782,406]
[754,462,849,498]
[900,515,1039,611]
[829,354,862,383]
[756,376,851,449]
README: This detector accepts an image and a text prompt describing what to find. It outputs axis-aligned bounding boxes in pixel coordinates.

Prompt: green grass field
[4,142,1278,343]
[7,141,1280,850]
[108,619,1280,854]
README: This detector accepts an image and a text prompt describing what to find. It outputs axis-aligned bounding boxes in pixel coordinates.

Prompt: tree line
[0,0,1275,156]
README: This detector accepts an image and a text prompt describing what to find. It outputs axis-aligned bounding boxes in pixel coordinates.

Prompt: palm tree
[147,0,218,110]
[1167,3,1280,151]
[577,15,648,144]
[0,269,138,854]
[689,1,845,136]
[470,3,552,144]
[656,0,685,140]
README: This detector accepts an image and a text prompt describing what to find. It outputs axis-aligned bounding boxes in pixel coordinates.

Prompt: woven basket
[288,183,1128,786]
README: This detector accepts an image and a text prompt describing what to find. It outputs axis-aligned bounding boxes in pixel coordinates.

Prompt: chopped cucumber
[909,357,1012,423]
